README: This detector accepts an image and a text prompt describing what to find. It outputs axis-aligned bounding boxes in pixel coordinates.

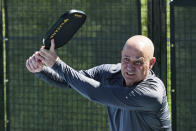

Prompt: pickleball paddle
[43,9,86,49]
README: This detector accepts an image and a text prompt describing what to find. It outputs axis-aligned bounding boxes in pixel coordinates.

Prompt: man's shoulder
[94,63,122,79]
[103,63,121,72]
[79,63,122,80]
[98,63,121,74]
[146,70,163,82]
[143,70,166,90]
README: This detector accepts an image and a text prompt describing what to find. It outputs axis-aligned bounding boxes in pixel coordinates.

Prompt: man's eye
[124,58,129,62]
[134,60,144,65]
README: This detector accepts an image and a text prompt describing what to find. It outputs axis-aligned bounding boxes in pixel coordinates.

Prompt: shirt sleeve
[34,66,70,89]
[52,59,164,111]
[34,60,109,89]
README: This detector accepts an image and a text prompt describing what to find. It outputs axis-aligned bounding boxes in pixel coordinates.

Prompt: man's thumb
[50,39,55,51]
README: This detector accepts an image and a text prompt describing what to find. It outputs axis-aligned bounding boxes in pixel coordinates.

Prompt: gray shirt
[35,59,171,131]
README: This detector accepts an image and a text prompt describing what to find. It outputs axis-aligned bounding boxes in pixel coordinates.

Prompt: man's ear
[149,57,156,69]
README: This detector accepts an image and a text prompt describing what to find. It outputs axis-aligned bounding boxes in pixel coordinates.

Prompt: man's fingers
[26,51,44,73]
[38,39,57,67]
[50,39,55,52]
[34,53,44,62]
[26,56,43,73]
[26,59,34,72]
[39,49,49,59]
[29,56,37,69]
[26,59,31,71]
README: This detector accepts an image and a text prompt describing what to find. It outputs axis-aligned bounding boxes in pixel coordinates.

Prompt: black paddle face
[43,10,86,49]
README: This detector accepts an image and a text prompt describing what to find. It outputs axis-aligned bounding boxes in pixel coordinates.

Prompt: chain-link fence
[1,0,141,131]
[170,0,196,131]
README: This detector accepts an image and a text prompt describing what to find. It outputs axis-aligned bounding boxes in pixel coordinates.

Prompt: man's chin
[125,79,136,86]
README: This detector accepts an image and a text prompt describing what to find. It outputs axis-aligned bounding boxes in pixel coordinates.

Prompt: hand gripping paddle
[43,9,87,49]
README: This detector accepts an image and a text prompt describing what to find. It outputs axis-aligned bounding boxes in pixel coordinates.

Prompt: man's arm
[52,58,164,112]
[26,49,71,88]
[34,66,70,88]
[26,49,105,88]
[34,64,107,89]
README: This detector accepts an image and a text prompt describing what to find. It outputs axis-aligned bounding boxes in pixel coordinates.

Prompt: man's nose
[127,63,135,71]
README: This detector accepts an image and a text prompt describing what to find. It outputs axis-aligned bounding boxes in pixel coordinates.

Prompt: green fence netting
[4,0,141,131]
[170,0,196,131]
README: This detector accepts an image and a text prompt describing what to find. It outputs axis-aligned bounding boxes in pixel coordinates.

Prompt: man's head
[121,35,156,86]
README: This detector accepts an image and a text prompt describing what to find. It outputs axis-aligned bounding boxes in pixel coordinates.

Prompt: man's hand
[26,51,43,73]
[39,39,58,68]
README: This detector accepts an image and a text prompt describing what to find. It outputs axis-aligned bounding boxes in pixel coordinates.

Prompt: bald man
[26,35,171,131]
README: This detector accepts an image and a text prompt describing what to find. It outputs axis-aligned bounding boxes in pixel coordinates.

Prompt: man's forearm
[52,59,101,99]
[35,66,70,89]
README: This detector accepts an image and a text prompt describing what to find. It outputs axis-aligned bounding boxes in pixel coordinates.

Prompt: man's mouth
[126,72,135,76]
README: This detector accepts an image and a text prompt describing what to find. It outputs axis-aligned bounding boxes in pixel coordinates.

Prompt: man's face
[121,46,151,86]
